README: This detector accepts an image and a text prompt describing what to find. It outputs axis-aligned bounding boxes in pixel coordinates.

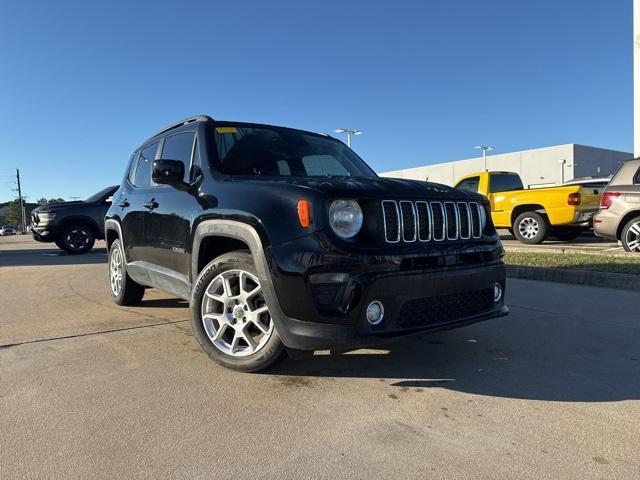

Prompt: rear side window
[635,167,640,185]
[132,142,160,187]
[456,176,480,193]
[161,131,195,181]
[489,173,523,193]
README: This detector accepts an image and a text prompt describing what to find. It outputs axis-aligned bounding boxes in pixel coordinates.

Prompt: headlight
[479,203,488,231]
[38,212,56,223]
[328,200,363,239]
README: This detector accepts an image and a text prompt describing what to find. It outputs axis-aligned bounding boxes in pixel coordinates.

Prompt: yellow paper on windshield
[216,127,237,134]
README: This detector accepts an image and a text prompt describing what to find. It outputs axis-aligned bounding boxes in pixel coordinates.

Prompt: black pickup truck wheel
[190,251,285,372]
[513,211,548,245]
[59,223,96,254]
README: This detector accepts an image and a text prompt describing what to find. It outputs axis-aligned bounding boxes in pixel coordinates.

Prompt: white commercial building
[381,144,632,188]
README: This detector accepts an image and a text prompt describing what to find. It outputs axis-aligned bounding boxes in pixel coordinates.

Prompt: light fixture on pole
[474,145,494,171]
[334,128,363,148]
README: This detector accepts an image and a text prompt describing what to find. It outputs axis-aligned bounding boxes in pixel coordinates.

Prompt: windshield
[85,186,118,203]
[211,123,376,178]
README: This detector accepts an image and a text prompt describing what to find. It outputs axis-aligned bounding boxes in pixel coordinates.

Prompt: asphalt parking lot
[1,235,639,479]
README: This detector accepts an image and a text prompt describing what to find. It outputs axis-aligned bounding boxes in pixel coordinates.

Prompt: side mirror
[152,159,185,185]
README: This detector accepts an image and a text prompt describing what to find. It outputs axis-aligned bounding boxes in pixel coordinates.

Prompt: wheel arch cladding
[512,204,546,224]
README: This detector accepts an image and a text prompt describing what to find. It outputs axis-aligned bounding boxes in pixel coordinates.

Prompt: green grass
[504,251,640,275]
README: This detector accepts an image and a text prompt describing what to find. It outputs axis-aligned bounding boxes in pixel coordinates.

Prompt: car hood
[33,201,87,213]
[229,176,481,201]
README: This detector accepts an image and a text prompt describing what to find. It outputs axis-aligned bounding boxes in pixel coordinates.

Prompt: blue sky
[0,0,633,202]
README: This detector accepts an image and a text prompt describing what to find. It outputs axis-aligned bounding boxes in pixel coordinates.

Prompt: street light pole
[474,145,494,171]
[334,128,363,148]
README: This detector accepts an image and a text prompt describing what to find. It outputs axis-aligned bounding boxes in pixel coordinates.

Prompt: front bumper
[568,211,595,228]
[31,225,56,242]
[265,234,508,351]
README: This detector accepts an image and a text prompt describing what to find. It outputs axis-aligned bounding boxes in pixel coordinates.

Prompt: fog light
[494,283,503,303]
[366,301,384,325]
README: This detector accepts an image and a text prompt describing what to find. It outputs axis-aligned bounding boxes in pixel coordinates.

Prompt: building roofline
[381,143,633,174]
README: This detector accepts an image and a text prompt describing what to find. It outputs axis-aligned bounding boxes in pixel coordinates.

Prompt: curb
[506,265,640,291]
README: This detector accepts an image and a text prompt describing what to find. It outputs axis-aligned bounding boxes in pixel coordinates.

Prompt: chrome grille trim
[399,200,417,242]
[469,202,483,239]
[381,200,482,243]
[430,202,446,241]
[382,200,401,243]
[457,202,471,240]
[415,201,431,241]
[444,201,459,240]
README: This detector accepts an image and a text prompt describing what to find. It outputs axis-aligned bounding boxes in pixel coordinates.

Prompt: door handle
[143,199,159,210]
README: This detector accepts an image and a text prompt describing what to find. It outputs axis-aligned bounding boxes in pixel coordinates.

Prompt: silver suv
[594,158,640,252]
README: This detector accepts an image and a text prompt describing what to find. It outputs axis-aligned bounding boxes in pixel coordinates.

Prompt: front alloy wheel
[201,269,274,357]
[190,251,285,372]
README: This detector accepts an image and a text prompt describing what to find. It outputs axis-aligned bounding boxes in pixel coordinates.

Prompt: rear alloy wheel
[621,217,640,252]
[191,252,285,372]
[513,211,548,245]
[59,224,95,254]
[109,239,145,305]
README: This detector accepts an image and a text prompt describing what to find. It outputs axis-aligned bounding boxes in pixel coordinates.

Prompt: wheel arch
[192,220,268,282]
[104,219,123,252]
[511,204,547,225]
[191,219,298,350]
[616,209,640,239]
[57,216,102,238]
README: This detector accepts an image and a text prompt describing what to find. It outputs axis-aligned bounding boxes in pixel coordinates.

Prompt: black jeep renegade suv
[106,115,507,372]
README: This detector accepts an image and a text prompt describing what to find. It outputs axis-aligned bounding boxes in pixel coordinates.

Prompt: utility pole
[634,0,640,156]
[16,168,26,233]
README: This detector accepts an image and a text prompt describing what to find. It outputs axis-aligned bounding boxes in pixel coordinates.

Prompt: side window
[302,155,349,176]
[127,151,139,185]
[634,167,640,184]
[132,142,160,188]
[456,176,480,193]
[489,173,524,193]
[161,132,195,181]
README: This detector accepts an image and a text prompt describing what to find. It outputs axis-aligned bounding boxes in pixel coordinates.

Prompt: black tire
[190,251,285,372]
[54,238,66,250]
[59,223,96,254]
[553,227,584,241]
[108,239,145,305]
[621,216,640,253]
[513,211,548,245]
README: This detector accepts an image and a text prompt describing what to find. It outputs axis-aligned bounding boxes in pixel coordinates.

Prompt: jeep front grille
[381,200,484,243]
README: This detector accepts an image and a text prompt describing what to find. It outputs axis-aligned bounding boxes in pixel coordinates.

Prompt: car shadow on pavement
[140,298,189,308]
[0,248,108,267]
[268,317,640,403]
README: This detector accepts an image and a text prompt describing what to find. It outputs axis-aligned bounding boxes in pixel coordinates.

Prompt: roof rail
[148,115,214,140]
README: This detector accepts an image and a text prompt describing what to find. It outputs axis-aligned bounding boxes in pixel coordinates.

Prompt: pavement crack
[66,273,181,322]
[0,319,189,349]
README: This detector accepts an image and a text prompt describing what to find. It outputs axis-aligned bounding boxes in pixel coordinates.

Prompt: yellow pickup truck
[454,171,601,244]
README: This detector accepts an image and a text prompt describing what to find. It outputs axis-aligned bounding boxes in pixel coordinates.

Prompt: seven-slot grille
[381,200,484,243]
